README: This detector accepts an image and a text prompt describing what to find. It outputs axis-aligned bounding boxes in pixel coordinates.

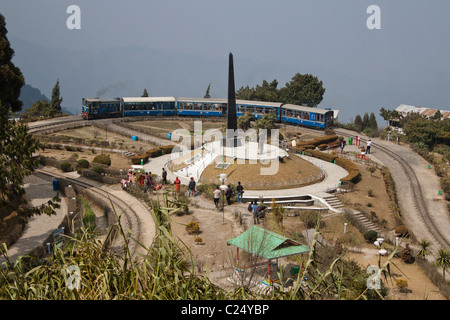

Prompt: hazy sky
[2,0,450,122]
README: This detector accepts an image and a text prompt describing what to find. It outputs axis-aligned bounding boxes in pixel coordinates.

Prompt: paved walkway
[0,175,67,264]
[144,150,350,199]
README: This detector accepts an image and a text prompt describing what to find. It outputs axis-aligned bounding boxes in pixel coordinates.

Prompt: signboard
[54,227,65,250]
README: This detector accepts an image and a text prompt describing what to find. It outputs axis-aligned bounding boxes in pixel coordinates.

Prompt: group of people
[212,181,245,207]
[248,200,267,225]
[121,167,168,191]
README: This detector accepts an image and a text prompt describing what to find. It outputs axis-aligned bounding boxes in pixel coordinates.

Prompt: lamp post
[219,173,227,224]
[374,238,386,268]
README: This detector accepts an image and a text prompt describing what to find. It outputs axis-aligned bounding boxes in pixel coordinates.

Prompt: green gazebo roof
[226,225,310,260]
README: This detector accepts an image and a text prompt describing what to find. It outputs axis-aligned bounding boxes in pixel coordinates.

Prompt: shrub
[92,165,104,174]
[364,230,378,243]
[60,162,72,172]
[145,147,162,158]
[130,154,149,165]
[396,279,409,292]
[186,221,200,235]
[395,225,409,237]
[93,154,111,166]
[159,145,175,155]
[77,159,90,168]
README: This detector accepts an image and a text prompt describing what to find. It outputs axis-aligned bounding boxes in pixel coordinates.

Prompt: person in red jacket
[174,177,181,193]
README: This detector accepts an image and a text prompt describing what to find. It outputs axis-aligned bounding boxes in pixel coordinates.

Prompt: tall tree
[362,112,370,131]
[354,114,363,132]
[49,79,63,117]
[279,73,325,107]
[368,112,378,130]
[142,88,149,97]
[0,13,59,216]
[0,14,24,123]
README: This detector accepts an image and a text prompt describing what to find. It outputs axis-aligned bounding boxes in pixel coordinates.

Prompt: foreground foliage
[0,192,393,300]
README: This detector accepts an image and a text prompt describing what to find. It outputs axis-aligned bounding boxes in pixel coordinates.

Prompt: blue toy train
[81,96,336,129]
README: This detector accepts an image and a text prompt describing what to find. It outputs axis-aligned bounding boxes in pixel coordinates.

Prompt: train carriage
[236,100,282,120]
[81,98,121,120]
[121,97,177,117]
[177,98,227,117]
[281,104,334,129]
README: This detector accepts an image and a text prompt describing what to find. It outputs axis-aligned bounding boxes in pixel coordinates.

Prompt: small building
[395,104,450,120]
[388,104,450,132]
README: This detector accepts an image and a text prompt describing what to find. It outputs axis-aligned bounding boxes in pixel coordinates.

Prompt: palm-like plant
[434,248,450,281]
[416,239,432,259]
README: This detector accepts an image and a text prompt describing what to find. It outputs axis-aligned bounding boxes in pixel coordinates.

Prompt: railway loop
[335,128,450,250]
[35,168,150,259]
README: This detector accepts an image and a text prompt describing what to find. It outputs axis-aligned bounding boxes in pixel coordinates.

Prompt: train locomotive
[81,96,335,129]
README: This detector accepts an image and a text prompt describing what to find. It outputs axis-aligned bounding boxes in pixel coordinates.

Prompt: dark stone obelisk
[226,52,238,147]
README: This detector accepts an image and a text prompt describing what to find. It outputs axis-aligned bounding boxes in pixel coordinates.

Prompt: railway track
[335,128,450,249]
[27,115,85,133]
[35,169,145,258]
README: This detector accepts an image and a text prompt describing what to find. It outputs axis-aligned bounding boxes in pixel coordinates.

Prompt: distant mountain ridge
[18,83,73,115]
[19,84,48,111]
[9,35,449,125]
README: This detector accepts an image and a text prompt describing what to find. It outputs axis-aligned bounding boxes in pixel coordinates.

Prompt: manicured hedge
[302,149,361,184]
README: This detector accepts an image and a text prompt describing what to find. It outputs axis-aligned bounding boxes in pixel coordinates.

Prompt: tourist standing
[162,168,167,184]
[236,181,244,203]
[174,177,181,193]
[367,139,372,154]
[131,172,137,185]
[225,185,232,205]
[213,186,221,207]
[188,177,196,197]
[252,201,260,224]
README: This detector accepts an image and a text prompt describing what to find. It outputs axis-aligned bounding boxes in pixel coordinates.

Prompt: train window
[213,104,220,111]
[237,105,246,113]
[247,106,255,113]
[255,107,264,114]
[194,103,202,110]
[204,103,212,111]
[317,114,324,122]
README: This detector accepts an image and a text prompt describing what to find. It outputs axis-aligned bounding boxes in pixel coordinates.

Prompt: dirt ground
[337,163,398,231]
[200,152,324,189]
[39,148,133,170]
[33,124,447,299]
[169,189,446,299]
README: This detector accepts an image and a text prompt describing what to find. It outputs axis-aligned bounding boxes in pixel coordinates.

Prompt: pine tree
[0,13,59,216]
[0,14,24,123]
[142,88,149,97]
[354,114,363,132]
[49,79,63,117]
[368,112,378,130]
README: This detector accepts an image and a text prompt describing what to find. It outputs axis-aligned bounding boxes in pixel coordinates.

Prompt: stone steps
[352,211,382,233]
[322,195,345,209]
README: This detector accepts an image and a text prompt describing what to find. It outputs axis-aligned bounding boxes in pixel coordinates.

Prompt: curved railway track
[335,129,450,249]
[35,169,145,258]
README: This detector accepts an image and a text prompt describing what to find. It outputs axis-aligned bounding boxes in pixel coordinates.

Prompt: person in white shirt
[213,186,221,207]
[367,139,372,154]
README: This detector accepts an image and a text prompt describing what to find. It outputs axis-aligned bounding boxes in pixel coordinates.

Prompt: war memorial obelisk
[226,52,238,147]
